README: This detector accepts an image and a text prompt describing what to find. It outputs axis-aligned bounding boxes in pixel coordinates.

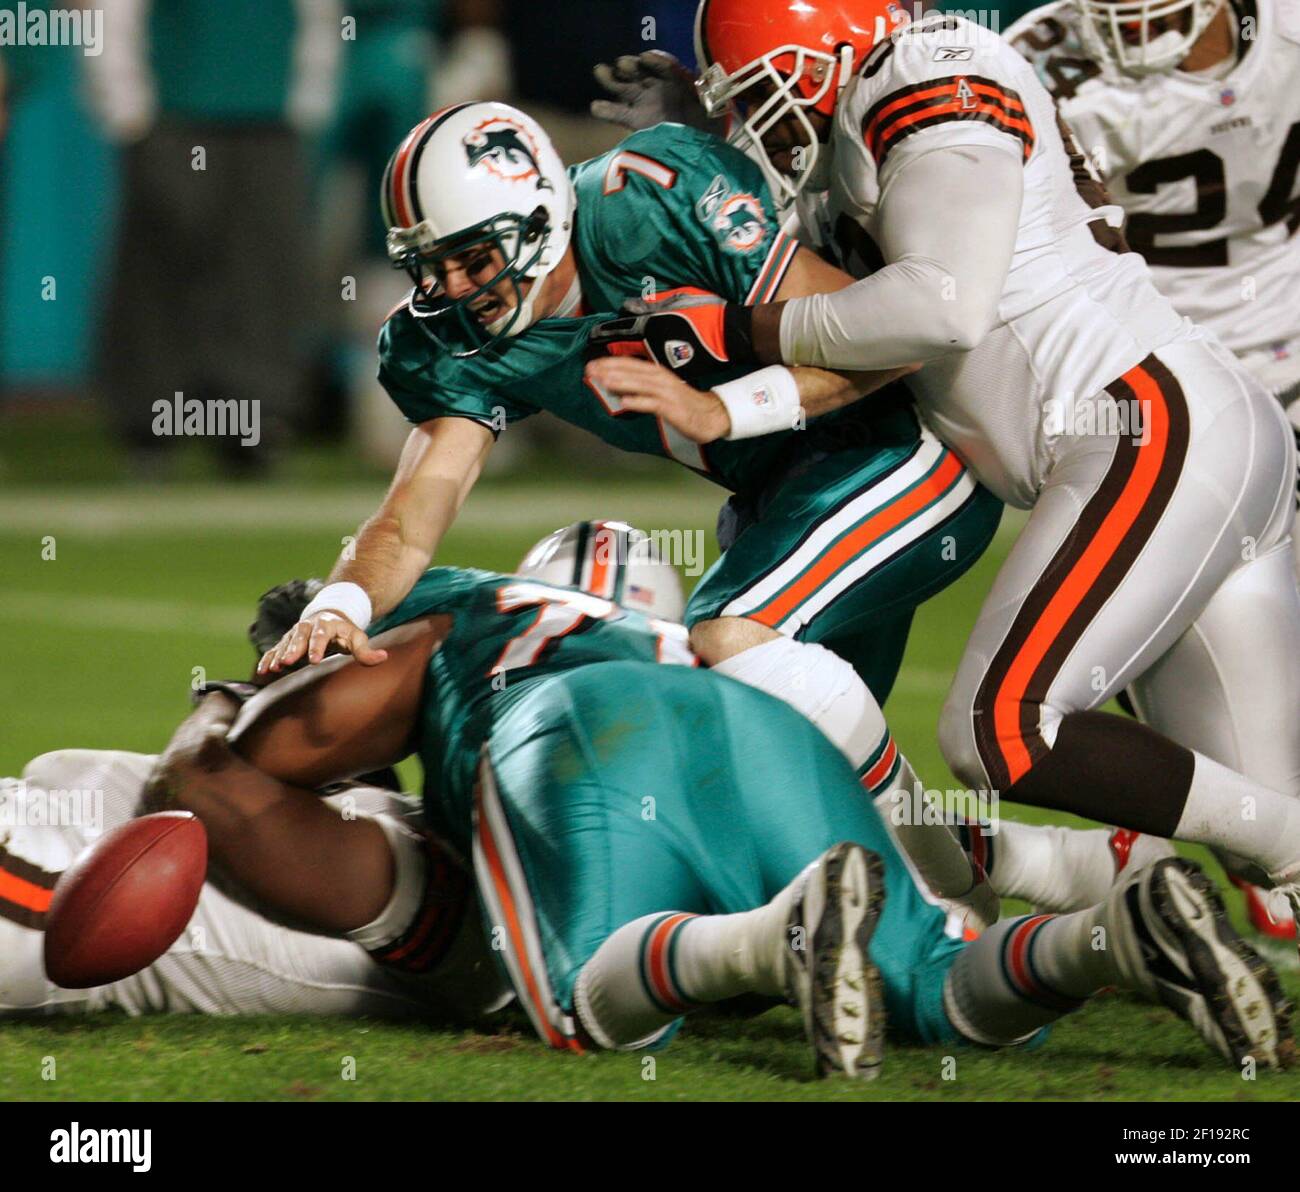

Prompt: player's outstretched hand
[256,611,389,676]
[584,356,731,444]
[591,50,709,132]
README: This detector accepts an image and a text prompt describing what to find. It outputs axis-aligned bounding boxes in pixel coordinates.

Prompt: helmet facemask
[697,44,853,204]
[1075,0,1227,76]
[387,207,553,358]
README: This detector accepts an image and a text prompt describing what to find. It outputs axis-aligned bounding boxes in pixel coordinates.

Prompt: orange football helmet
[694,0,911,200]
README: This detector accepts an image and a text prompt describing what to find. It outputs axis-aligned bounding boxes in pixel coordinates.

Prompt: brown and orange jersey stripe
[0,845,60,930]
[862,75,1036,169]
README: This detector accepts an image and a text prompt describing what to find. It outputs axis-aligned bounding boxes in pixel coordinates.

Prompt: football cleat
[1110,858,1293,1068]
[1229,875,1297,942]
[783,842,886,1079]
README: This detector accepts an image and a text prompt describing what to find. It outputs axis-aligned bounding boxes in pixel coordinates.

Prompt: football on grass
[44,812,208,989]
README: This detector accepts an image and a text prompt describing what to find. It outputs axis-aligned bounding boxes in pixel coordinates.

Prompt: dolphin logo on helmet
[381,102,576,358]
[463,119,554,191]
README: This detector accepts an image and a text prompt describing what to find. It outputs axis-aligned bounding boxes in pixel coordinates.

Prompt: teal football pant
[469,661,966,1051]
[687,411,1002,703]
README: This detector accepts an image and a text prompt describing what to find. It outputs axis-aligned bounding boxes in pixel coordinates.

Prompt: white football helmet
[1074,0,1227,76]
[517,521,686,622]
[381,101,576,356]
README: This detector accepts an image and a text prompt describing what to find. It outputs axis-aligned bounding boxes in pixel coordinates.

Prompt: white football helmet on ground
[518,521,687,622]
[381,101,576,355]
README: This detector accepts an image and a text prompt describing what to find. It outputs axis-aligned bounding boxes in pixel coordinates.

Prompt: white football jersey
[1008,0,1300,394]
[796,13,1190,507]
[0,750,509,1021]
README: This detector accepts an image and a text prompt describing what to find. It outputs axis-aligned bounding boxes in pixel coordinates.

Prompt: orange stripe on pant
[752,451,964,629]
[991,366,1171,785]
[476,784,582,1053]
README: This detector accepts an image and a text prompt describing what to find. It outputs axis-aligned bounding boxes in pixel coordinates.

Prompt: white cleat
[1111,858,1293,1069]
[1267,879,1300,958]
[784,842,886,1080]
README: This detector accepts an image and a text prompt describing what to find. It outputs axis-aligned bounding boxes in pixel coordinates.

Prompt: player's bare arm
[257,415,492,675]
[165,615,451,930]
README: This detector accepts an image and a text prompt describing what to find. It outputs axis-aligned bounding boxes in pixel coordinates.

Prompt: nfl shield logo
[1220,88,1236,106]
[666,340,695,368]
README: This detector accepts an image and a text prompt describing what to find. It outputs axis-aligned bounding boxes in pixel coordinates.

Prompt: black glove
[590,51,712,133]
[587,288,759,387]
[248,577,325,659]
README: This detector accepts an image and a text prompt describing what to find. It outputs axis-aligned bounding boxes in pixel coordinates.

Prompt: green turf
[2,995,1297,1102]
[2,468,1298,1101]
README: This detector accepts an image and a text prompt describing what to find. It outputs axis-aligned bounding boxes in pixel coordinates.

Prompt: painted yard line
[1,591,247,638]
[0,487,1033,544]
[889,668,954,697]
[0,486,724,536]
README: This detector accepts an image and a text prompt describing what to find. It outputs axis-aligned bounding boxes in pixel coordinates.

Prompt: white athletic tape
[300,582,373,631]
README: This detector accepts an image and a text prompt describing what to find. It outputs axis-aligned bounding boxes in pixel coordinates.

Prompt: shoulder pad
[862,13,1032,90]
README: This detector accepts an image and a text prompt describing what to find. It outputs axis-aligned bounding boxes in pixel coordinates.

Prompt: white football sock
[980,821,1175,912]
[944,905,1121,1045]
[573,870,804,1050]
[1173,750,1300,882]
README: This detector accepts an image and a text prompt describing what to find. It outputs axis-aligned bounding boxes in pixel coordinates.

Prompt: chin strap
[552,272,583,318]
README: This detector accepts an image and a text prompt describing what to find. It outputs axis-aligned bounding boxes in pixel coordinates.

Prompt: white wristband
[300,582,373,631]
[712,366,802,440]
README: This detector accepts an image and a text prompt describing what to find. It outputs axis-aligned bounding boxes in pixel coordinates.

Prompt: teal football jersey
[376,125,808,493]
[369,565,696,846]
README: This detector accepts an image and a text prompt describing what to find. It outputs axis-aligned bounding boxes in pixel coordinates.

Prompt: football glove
[590,51,711,133]
[587,288,760,387]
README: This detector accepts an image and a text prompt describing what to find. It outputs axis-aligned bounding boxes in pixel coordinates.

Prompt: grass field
[2,441,1299,1102]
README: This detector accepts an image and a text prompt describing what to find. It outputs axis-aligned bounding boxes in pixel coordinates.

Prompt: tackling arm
[584,246,918,441]
[759,144,1023,371]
